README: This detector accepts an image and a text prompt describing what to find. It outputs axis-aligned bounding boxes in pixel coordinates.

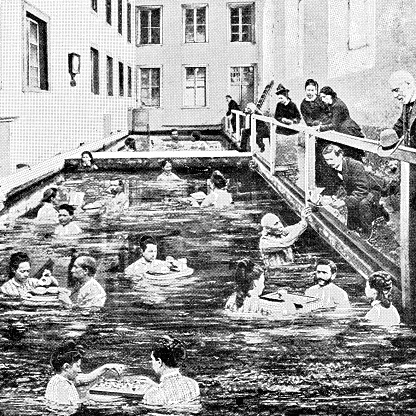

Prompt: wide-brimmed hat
[275,83,289,95]
[377,129,403,157]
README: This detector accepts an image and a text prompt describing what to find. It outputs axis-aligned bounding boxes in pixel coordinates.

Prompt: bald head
[389,70,416,104]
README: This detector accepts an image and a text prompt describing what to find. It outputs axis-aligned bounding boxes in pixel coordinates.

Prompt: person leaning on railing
[240,103,269,152]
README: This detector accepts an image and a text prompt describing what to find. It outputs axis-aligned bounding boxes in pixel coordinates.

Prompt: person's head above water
[9,252,31,281]
[42,188,58,204]
[50,339,85,378]
[139,236,158,262]
[209,170,227,190]
[171,130,179,141]
[191,131,202,141]
[160,159,174,173]
[71,255,97,285]
[366,271,394,308]
[58,204,75,226]
[151,335,187,374]
[81,151,95,167]
[108,179,124,194]
[234,258,264,309]
[260,213,285,235]
[315,259,337,287]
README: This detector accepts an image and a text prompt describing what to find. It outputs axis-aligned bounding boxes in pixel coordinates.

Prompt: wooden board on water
[89,377,148,398]
[145,267,194,281]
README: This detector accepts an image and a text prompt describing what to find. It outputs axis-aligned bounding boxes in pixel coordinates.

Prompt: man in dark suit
[226,95,240,133]
[389,70,416,149]
[322,144,376,238]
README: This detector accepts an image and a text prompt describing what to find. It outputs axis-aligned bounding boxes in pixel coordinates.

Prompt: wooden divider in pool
[260,292,321,313]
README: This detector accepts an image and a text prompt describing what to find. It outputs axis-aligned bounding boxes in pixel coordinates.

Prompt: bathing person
[170,129,179,143]
[79,151,98,171]
[0,252,40,297]
[200,170,232,208]
[274,83,301,135]
[240,102,268,152]
[157,159,182,182]
[36,188,59,224]
[58,255,106,308]
[304,259,350,309]
[226,95,240,133]
[259,207,311,269]
[225,258,296,315]
[45,339,124,406]
[140,336,200,406]
[322,144,388,238]
[55,204,82,236]
[318,86,365,161]
[124,236,175,278]
[103,178,129,214]
[120,137,137,152]
[190,131,209,151]
[387,70,416,150]
[364,271,400,326]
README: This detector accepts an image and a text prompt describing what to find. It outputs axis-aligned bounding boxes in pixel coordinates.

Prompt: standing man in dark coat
[388,70,416,149]
[226,95,240,133]
[322,144,375,238]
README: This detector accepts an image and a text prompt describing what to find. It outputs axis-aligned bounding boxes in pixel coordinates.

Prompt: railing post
[250,115,256,153]
[235,111,241,144]
[304,132,316,202]
[270,122,276,175]
[400,161,416,322]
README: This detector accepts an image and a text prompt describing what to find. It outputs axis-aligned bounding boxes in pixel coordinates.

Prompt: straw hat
[377,129,403,157]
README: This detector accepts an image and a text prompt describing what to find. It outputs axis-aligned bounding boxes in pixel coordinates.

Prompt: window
[127,2,132,42]
[183,5,207,43]
[140,68,160,106]
[229,66,254,110]
[118,0,123,34]
[184,67,206,107]
[106,0,112,24]
[107,56,113,96]
[137,7,161,45]
[25,12,49,91]
[229,3,254,42]
[91,48,99,95]
[284,0,304,78]
[119,62,124,96]
[92,0,98,12]
[127,66,132,97]
[348,0,369,50]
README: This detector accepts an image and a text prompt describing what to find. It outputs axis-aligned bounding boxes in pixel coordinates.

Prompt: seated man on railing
[240,103,269,152]
[322,145,389,239]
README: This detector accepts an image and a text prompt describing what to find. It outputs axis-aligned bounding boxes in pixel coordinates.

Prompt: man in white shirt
[305,259,350,309]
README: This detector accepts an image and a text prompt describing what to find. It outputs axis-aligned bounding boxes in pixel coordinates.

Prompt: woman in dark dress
[318,86,365,161]
[274,83,301,136]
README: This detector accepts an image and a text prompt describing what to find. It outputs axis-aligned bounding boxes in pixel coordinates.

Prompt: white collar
[160,368,180,382]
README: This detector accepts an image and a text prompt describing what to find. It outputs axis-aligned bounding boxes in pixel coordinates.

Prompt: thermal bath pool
[0,166,415,416]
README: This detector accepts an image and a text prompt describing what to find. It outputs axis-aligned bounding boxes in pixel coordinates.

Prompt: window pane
[195,87,205,106]
[151,28,160,44]
[30,44,39,66]
[196,8,206,24]
[151,9,160,26]
[230,8,239,24]
[151,68,160,85]
[184,88,194,106]
[29,67,39,87]
[141,29,149,44]
[151,88,160,106]
[141,69,149,86]
[29,21,38,43]
[141,11,149,29]
[185,25,194,42]
[185,9,194,25]
[196,25,206,42]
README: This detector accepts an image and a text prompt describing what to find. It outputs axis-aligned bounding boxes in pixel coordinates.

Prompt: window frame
[91,47,100,95]
[107,55,114,96]
[22,3,50,93]
[136,6,163,46]
[228,2,255,43]
[182,4,208,44]
[127,2,132,43]
[347,0,370,51]
[106,0,112,25]
[127,65,132,97]
[183,65,207,108]
[138,66,162,108]
[118,0,123,35]
[92,0,98,13]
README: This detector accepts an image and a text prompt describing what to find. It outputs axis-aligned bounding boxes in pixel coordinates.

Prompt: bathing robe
[45,374,79,406]
[259,220,307,269]
[0,277,39,297]
[124,257,170,278]
[70,278,106,308]
[200,189,232,208]
[364,302,400,326]
[305,282,350,309]
[143,369,200,406]
[36,202,59,224]
[54,222,82,236]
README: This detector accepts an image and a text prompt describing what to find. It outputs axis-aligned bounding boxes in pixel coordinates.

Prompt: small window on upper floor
[127,66,132,97]
[92,0,98,12]
[183,4,207,43]
[107,56,114,96]
[119,62,124,96]
[127,2,132,43]
[136,6,162,45]
[25,11,49,91]
[106,0,112,25]
[229,3,254,43]
[118,0,123,34]
[91,48,99,95]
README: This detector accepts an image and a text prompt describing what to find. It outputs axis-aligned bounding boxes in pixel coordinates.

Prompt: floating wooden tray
[89,377,148,398]
[144,267,194,281]
[261,292,321,313]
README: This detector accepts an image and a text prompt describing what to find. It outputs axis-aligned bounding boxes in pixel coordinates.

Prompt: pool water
[0,168,415,416]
